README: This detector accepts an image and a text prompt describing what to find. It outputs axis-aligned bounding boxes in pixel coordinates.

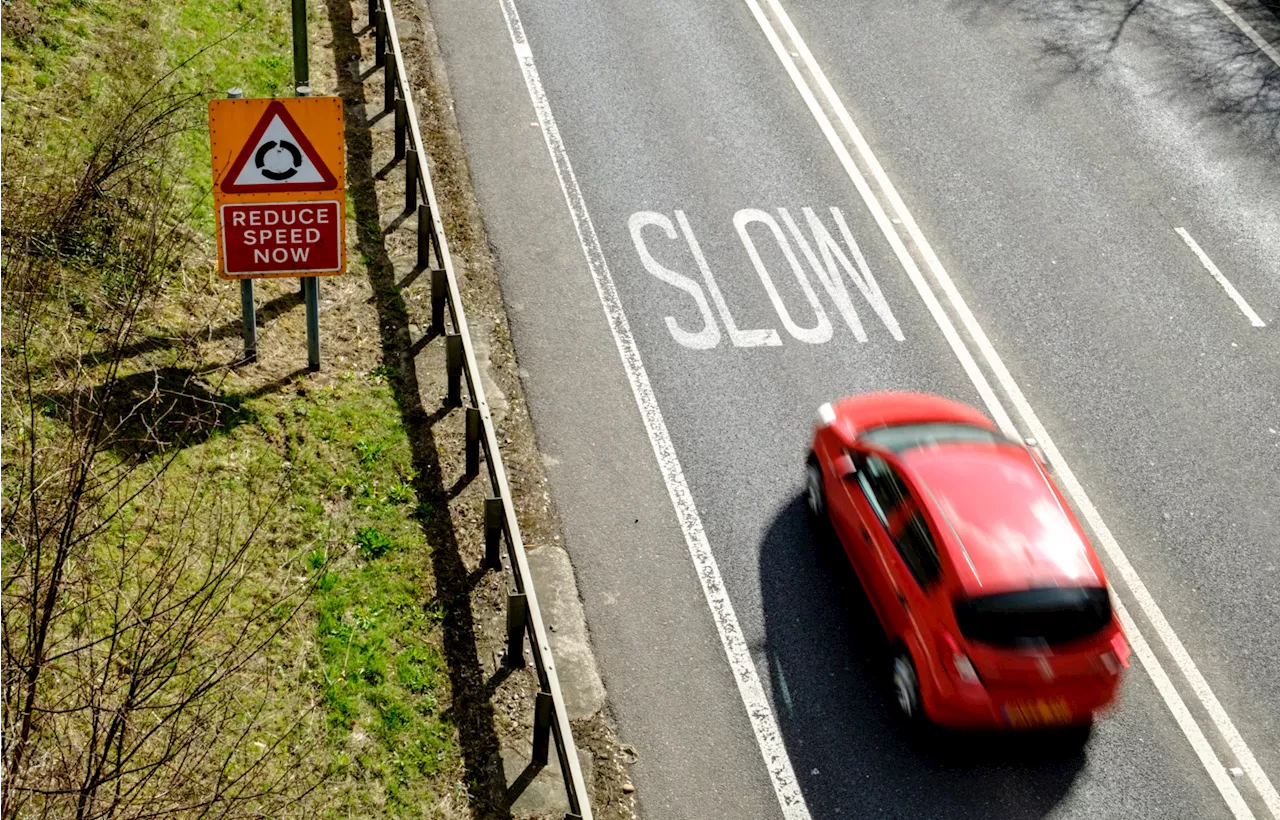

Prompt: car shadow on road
[758,495,1087,819]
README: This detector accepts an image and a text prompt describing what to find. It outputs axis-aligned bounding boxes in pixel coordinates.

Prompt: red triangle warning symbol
[221,100,338,193]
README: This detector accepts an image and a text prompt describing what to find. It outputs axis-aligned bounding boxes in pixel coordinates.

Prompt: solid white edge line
[753,0,1278,816]
[495,1,812,817]
[1114,594,1257,819]
[1176,228,1267,327]
[1201,0,1280,67]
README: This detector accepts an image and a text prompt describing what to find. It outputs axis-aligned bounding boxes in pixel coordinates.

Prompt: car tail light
[953,653,980,684]
[1098,631,1131,675]
[1110,632,1131,669]
[938,630,982,685]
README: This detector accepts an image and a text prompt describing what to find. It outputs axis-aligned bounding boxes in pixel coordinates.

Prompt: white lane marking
[1201,0,1280,67]
[1176,228,1267,327]
[1114,595,1258,820]
[737,0,1020,439]
[735,208,834,344]
[676,210,783,347]
[629,211,722,350]
[749,0,1279,816]
[497,1,812,817]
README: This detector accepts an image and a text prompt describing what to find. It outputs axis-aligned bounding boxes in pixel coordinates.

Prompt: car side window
[855,454,943,588]
[853,452,891,527]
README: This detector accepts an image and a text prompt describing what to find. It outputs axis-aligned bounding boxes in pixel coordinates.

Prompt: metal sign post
[291,0,309,89]
[291,3,320,371]
[293,0,309,303]
[295,83,321,373]
[227,87,257,364]
[208,92,345,371]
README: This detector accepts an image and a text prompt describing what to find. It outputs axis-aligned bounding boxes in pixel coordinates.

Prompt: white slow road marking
[748,0,1280,816]
[1201,0,1280,67]
[498,1,812,817]
[499,0,1276,814]
[1176,228,1267,327]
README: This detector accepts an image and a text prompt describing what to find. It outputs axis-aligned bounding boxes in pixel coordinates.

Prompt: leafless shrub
[2,49,322,820]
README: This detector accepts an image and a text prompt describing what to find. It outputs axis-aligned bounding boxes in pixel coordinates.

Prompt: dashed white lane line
[497,0,812,817]
[750,0,1278,816]
[497,0,1277,814]
[1176,227,1267,327]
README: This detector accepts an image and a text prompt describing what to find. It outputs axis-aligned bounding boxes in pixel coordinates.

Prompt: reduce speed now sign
[208,97,347,279]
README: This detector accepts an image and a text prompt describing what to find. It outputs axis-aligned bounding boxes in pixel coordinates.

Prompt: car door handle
[859,525,870,540]
[895,590,908,607]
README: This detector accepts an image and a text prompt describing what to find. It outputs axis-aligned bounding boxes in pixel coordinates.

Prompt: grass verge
[1,1,466,817]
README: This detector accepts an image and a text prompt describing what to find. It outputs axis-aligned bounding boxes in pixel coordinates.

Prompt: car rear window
[861,422,1006,454]
[954,587,1112,647]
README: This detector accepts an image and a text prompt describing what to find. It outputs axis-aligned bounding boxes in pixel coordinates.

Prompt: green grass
[4,361,463,815]
[224,371,460,814]
[2,0,298,235]
[1,0,296,104]
[2,1,464,815]
[1,318,467,811]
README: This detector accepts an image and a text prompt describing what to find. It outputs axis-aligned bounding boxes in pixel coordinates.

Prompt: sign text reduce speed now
[219,201,342,276]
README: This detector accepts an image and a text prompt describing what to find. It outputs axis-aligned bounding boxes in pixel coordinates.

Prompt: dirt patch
[1,0,39,41]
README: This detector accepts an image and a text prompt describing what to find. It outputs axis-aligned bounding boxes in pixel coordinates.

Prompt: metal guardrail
[367,1,593,818]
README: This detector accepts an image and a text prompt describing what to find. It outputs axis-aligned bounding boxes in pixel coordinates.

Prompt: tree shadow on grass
[38,367,248,460]
[37,365,309,461]
[50,289,305,374]
[322,1,508,817]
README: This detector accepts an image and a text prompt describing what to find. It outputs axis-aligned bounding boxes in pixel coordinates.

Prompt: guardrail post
[445,331,462,407]
[465,407,481,478]
[394,98,406,161]
[405,151,419,213]
[484,497,503,570]
[430,265,446,331]
[374,9,385,67]
[532,690,552,767]
[384,57,396,114]
[417,204,431,270]
[367,0,377,27]
[505,592,527,669]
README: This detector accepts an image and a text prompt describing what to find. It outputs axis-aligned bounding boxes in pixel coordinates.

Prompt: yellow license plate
[1003,698,1072,728]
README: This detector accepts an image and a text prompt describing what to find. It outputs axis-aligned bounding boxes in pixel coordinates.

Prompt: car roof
[828,392,995,446]
[901,442,1103,596]
[835,391,994,428]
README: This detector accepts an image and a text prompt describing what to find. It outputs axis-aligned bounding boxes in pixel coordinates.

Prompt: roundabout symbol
[218,99,338,193]
[254,140,303,181]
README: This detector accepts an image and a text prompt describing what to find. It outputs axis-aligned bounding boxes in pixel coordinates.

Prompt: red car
[806,392,1130,730]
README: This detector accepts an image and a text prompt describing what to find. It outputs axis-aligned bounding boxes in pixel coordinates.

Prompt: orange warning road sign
[209,96,346,279]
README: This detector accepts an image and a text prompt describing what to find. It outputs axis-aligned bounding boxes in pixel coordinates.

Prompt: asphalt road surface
[422,0,1280,817]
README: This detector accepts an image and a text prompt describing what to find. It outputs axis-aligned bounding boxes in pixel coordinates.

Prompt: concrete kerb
[504,736,597,817]
[525,545,608,721]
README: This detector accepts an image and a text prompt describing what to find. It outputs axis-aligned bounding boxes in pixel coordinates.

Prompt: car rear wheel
[892,650,925,725]
[805,458,826,521]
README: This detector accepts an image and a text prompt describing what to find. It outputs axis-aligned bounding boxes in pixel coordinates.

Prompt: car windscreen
[860,422,1006,454]
[954,587,1112,647]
